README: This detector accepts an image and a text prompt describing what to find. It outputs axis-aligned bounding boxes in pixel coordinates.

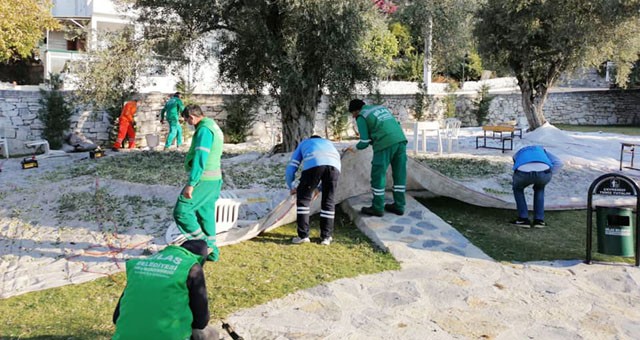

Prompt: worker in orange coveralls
[112,98,138,150]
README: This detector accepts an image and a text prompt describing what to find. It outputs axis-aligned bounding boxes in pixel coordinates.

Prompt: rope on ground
[64,176,152,283]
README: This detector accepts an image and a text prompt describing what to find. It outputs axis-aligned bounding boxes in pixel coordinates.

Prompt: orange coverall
[113,100,137,149]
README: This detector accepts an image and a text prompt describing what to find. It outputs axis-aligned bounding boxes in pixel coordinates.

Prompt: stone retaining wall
[1,88,639,155]
[359,89,640,127]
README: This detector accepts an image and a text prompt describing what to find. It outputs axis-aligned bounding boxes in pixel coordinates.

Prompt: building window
[66,38,86,51]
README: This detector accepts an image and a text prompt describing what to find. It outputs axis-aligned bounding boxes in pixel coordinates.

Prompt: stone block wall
[0,91,287,155]
[369,90,640,127]
[0,91,43,145]
[474,90,640,126]
[556,67,612,88]
[1,88,639,156]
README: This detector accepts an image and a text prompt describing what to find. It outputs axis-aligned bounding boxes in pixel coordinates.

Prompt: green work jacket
[185,117,224,186]
[355,105,407,151]
[113,246,201,340]
[160,97,185,122]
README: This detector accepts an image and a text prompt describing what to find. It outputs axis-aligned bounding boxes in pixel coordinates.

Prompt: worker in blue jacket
[285,136,341,245]
[510,145,563,228]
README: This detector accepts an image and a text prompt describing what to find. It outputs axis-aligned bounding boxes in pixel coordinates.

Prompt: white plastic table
[412,121,442,155]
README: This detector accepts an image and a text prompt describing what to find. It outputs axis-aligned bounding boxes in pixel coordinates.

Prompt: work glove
[342,146,355,154]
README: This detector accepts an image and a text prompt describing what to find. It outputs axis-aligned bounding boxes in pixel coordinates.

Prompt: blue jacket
[513,145,563,173]
[285,137,341,189]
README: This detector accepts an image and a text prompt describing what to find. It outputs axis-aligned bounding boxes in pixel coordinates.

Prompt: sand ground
[1,124,639,299]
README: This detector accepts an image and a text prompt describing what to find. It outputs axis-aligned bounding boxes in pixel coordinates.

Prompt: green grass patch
[413,156,510,179]
[418,196,634,264]
[555,124,640,136]
[0,211,399,340]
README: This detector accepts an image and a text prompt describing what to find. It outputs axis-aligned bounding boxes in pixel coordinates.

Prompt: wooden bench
[475,125,520,153]
[485,125,522,139]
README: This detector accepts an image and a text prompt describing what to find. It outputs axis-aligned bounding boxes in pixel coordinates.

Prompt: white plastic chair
[0,125,9,159]
[165,190,243,244]
[214,201,242,232]
[442,118,462,153]
[413,121,443,155]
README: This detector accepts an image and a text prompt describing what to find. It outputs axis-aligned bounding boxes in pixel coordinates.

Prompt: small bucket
[145,134,159,148]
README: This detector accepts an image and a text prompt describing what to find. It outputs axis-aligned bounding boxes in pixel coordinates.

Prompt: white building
[42,1,126,77]
[41,0,220,93]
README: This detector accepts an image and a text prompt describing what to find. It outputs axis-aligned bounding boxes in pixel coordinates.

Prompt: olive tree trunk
[278,84,321,152]
[517,77,549,131]
[515,62,563,131]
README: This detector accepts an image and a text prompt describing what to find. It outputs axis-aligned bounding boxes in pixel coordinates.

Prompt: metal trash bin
[596,206,635,257]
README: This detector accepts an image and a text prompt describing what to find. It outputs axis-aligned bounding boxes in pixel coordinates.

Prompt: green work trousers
[370,142,407,212]
[165,119,183,148]
[173,179,222,261]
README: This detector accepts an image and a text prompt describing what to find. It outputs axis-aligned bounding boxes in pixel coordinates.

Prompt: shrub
[222,95,258,143]
[444,81,459,118]
[412,83,431,121]
[473,84,494,125]
[175,76,198,140]
[465,52,484,81]
[175,76,196,105]
[392,51,422,82]
[448,51,483,82]
[38,74,73,149]
[326,96,350,141]
[369,89,385,105]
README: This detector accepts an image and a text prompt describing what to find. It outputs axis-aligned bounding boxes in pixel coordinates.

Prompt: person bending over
[510,145,563,228]
[285,135,341,245]
[112,240,219,340]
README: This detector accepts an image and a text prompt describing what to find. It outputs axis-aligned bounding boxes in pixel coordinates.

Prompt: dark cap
[348,99,365,112]
[174,92,181,97]
[181,239,209,265]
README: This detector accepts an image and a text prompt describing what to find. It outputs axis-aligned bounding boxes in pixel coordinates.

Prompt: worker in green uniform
[160,92,185,150]
[112,239,219,340]
[348,99,408,217]
[173,104,224,262]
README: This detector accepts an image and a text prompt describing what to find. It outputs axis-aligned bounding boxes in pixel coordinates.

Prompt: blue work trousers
[512,169,552,220]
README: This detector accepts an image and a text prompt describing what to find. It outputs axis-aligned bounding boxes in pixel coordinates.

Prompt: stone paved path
[224,194,640,340]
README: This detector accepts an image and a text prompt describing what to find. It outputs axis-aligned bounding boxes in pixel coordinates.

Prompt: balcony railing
[44,49,85,77]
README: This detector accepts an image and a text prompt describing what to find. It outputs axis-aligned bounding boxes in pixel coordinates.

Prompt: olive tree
[395,0,477,89]
[0,0,59,62]
[72,27,153,135]
[134,0,396,151]
[475,0,640,130]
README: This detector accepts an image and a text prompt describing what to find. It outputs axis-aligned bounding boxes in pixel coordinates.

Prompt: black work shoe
[361,206,384,217]
[510,218,531,228]
[384,203,404,216]
[532,219,546,228]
